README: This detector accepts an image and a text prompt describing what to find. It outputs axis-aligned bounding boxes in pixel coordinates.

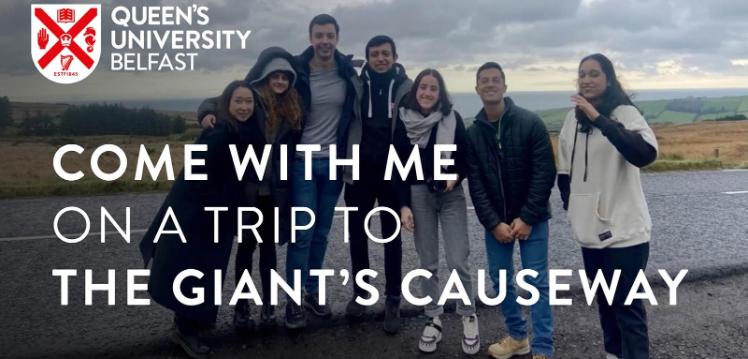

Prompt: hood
[245,46,298,86]
[249,57,297,88]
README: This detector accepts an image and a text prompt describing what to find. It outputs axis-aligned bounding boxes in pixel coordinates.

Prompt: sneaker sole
[418,332,442,353]
[303,302,333,318]
[462,337,480,355]
[488,346,531,359]
[284,319,307,330]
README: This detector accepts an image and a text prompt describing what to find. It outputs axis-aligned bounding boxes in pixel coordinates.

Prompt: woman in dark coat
[139,80,261,359]
[232,46,303,329]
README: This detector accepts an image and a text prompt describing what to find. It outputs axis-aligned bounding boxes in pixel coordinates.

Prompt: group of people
[139,13,658,359]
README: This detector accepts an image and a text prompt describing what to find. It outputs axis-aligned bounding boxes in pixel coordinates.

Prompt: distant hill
[8,101,195,124]
[531,95,748,132]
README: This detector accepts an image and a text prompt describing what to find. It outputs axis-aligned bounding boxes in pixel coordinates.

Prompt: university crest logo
[31,4,101,84]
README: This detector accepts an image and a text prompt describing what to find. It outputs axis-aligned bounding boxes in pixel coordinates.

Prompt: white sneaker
[605,353,621,359]
[418,316,443,353]
[461,314,480,355]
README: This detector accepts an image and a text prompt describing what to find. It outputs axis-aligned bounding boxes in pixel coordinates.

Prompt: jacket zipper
[489,121,508,222]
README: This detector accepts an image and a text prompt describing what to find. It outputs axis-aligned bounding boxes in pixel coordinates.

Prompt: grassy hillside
[532,95,748,131]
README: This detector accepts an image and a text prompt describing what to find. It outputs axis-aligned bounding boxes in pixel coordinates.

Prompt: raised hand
[571,94,600,121]
[37,28,49,50]
[200,114,216,129]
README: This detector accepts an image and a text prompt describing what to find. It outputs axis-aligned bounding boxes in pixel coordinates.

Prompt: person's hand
[491,223,513,243]
[571,94,600,121]
[443,179,459,192]
[37,29,49,49]
[401,207,414,232]
[510,218,532,240]
[200,114,216,129]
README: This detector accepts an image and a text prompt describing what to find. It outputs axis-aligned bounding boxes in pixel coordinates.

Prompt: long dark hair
[217,80,255,132]
[257,74,302,135]
[404,68,453,116]
[577,53,636,118]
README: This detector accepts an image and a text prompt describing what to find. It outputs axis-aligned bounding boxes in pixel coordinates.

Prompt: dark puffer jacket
[465,97,556,230]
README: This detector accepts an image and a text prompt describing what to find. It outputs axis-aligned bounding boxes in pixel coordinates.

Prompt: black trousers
[234,195,277,305]
[344,178,402,298]
[582,242,650,359]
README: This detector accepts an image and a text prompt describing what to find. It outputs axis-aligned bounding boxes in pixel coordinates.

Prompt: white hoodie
[557,105,658,249]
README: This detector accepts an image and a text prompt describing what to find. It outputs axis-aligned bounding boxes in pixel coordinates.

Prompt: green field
[738,97,748,113]
[637,100,669,119]
[656,110,697,124]
[533,95,748,129]
[697,112,736,121]
[701,96,743,114]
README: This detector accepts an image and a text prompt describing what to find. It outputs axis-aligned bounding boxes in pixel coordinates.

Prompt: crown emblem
[60,33,72,47]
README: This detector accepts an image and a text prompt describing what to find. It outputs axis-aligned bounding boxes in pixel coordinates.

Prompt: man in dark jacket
[283,14,362,329]
[195,14,362,330]
[465,62,556,359]
[342,35,411,334]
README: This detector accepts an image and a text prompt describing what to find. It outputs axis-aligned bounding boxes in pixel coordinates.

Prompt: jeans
[484,220,553,357]
[286,157,343,296]
[582,243,650,359]
[344,177,402,298]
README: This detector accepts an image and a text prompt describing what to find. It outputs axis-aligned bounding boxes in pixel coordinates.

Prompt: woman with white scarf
[392,68,479,355]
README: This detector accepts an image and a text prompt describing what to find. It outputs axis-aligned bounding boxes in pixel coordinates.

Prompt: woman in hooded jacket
[139,80,262,359]
[557,53,658,359]
[230,47,303,331]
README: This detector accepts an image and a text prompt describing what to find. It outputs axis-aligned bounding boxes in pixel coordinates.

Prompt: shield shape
[31,4,101,84]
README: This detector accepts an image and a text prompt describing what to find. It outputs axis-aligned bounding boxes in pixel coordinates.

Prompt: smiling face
[416,74,440,114]
[367,42,397,74]
[228,86,254,122]
[309,23,338,62]
[267,71,290,95]
[475,68,507,105]
[578,58,608,102]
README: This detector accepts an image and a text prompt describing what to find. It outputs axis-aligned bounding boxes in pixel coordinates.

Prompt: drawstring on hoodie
[365,67,398,119]
[366,70,373,118]
[570,121,591,183]
[387,78,395,119]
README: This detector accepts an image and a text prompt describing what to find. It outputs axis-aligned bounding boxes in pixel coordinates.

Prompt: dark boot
[383,295,401,334]
[233,300,255,333]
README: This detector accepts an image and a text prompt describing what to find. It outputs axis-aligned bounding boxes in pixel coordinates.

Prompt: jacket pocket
[567,192,614,246]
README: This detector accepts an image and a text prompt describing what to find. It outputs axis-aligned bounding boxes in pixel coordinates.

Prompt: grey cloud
[2,0,748,99]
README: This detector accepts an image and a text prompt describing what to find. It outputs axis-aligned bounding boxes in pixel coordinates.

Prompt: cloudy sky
[2,0,748,102]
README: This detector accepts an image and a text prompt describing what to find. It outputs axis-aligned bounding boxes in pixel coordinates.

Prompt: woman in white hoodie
[557,53,658,359]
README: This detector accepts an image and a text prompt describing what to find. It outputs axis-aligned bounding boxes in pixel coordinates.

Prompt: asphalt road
[0,169,746,358]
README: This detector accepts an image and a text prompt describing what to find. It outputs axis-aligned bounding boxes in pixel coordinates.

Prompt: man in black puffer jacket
[465,62,556,359]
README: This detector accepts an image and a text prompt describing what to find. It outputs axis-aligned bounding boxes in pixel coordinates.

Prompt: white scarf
[399,107,457,161]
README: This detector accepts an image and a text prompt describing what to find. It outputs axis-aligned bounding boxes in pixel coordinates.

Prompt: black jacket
[197,49,301,244]
[237,100,298,245]
[392,110,468,209]
[465,97,556,229]
[139,120,245,323]
[358,63,412,172]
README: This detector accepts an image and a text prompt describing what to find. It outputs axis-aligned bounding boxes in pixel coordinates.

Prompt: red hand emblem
[37,28,49,49]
